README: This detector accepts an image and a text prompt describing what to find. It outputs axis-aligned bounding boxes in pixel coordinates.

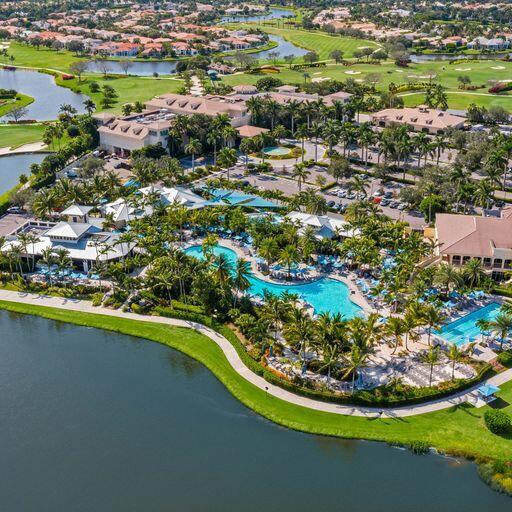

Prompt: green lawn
[1,41,84,72]
[0,298,510,468]
[55,74,183,114]
[0,124,46,149]
[222,59,512,111]
[0,93,34,117]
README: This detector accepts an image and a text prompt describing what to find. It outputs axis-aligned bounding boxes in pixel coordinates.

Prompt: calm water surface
[0,311,510,512]
[0,69,87,121]
[221,7,293,23]
[0,153,47,194]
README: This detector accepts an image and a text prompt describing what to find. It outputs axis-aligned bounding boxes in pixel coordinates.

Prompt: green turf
[0,124,46,149]
[0,299,510,466]
[0,93,34,117]
[1,41,85,72]
[55,74,184,114]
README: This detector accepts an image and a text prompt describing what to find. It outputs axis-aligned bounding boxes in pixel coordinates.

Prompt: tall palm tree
[420,347,441,387]
[279,244,299,280]
[217,147,238,180]
[258,238,278,270]
[233,258,251,305]
[461,258,487,289]
[40,247,56,285]
[185,138,202,173]
[286,99,301,135]
[322,119,341,155]
[422,304,444,346]
[446,344,463,380]
[434,264,462,295]
[295,124,310,163]
[489,312,512,351]
[385,316,405,355]
[214,253,233,288]
[343,344,368,393]
[283,306,315,371]
[291,163,310,192]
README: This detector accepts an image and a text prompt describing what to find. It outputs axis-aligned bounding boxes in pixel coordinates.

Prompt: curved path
[0,288,510,418]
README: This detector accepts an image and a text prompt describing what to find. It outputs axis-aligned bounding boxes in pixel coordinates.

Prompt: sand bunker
[311,77,329,83]
[345,70,362,75]
[491,66,506,70]
[395,69,404,73]
[455,67,472,71]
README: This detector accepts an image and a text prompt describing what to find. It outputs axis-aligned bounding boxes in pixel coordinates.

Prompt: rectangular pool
[436,302,501,346]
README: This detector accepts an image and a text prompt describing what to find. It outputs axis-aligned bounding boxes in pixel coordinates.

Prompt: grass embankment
[0,124,46,149]
[0,93,34,117]
[0,299,510,469]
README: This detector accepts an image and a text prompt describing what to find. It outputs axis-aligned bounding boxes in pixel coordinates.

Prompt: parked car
[398,203,407,211]
[6,206,23,214]
[338,190,347,198]
[327,200,335,207]
[380,199,390,206]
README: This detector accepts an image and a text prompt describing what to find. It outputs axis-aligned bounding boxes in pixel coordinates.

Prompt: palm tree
[420,347,441,387]
[217,147,238,180]
[343,344,368,393]
[446,344,463,380]
[295,124,309,163]
[214,253,233,288]
[291,163,310,192]
[185,138,202,173]
[279,244,299,280]
[322,119,341,156]
[239,137,254,169]
[414,132,430,169]
[423,305,444,346]
[40,247,56,285]
[461,258,487,289]
[434,264,461,295]
[261,292,291,353]
[286,99,301,135]
[283,306,315,371]
[358,122,376,169]
[385,316,405,355]
[258,238,278,270]
[489,312,512,351]
[206,131,221,165]
[233,258,251,305]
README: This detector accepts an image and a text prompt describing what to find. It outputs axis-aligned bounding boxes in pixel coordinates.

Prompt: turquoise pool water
[263,146,291,156]
[436,302,501,345]
[184,244,362,317]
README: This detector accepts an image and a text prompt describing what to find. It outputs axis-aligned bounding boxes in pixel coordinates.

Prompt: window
[160,130,168,136]
[452,255,461,265]
[483,257,492,268]
[493,258,503,268]
[149,130,157,136]
[462,256,471,264]
[505,259,512,269]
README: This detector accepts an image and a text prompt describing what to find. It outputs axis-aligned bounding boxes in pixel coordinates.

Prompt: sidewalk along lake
[0,152,47,194]
[0,69,86,121]
[0,310,510,512]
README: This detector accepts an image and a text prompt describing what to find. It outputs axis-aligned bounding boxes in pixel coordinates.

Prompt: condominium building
[435,209,512,280]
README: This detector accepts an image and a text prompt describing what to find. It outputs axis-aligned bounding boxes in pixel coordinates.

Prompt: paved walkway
[0,288,510,418]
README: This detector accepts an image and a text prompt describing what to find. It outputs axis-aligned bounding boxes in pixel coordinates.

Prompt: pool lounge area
[436,302,502,346]
[184,244,362,317]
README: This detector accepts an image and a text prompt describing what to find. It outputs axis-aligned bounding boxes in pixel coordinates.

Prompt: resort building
[434,209,512,280]
[1,217,134,272]
[287,212,357,240]
[144,93,252,128]
[370,106,466,134]
[93,111,172,156]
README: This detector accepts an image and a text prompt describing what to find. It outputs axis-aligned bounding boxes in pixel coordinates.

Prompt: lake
[0,310,510,511]
[221,7,293,23]
[0,69,87,121]
[0,152,47,194]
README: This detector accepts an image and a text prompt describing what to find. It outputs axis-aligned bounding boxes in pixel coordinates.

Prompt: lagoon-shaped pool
[185,244,362,317]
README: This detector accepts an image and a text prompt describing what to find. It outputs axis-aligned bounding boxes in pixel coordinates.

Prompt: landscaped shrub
[497,351,512,368]
[407,441,430,454]
[484,410,511,435]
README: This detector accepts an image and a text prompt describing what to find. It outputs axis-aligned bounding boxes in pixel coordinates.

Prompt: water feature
[221,7,293,23]
[436,302,501,346]
[0,152,47,194]
[251,34,308,61]
[263,146,291,156]
[0,310,510,511]
[0,69,87,121]
[411,52,512,63]
[85,59,178,76]
[185,244,362,317]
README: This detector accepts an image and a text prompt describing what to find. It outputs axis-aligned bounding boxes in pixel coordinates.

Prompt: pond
[411,52,512,62]
[0,152,47,194]
[85,59,178,76]
[221,7,294,23]
[0,310,510,511]
[251,34,308,61]
[0,69,87,121]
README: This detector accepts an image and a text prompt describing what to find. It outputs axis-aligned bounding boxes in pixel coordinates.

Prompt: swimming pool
[184,244,362,317]
[436,302,501,346]
[263,146,291,157]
